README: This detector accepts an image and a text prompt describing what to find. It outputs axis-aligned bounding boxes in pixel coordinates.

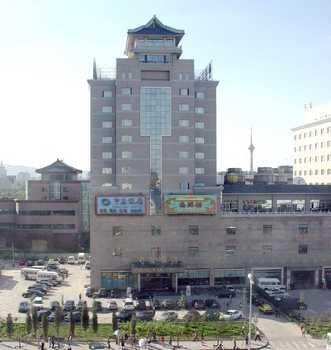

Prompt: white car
[220,309,242,321]
[67,256,75,265]
[106,301,118,311]
[123,301,135,311]
[32,296,43,308]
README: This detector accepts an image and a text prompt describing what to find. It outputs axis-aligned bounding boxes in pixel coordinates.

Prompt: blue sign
[96,196,145,215]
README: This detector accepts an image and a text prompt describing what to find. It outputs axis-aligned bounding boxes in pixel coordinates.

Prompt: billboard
[164,195,217,215]
[96,195,145,215]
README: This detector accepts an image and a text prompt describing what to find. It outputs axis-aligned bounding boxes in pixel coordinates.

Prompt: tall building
[292,101,331,184]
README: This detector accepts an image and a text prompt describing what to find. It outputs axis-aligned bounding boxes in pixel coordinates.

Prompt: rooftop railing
[95,67,116,80]
[220,210,331,216]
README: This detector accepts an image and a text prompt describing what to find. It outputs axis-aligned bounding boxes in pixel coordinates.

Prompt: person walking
[41,342,45,350]
[51,336,55,349]
[255,329,262,341]
[120,337,125,350]
[107,337,111,349]
[300,323,306,337]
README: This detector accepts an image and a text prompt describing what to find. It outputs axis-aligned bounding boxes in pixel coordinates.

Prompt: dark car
[136,291,154,300]
[89,343,106,350]
[28,285,48,293]
[37,309,51,321]
[64,311,81,323]
[135,309,155,321]
[217,286,236,298]
[22,290,44,298]
[48,311,64,322]
[18,301,30,313]
[85,287,94,298]
[93,288,108,298]
[57,256,67,264]
[115,310,133,322]
[26,260,35,267]
[161,299,177,310]
[50,301,61,311]
[135,300,147,311]
[63,300,75,312]
[152,299,161,310]
[205,299,220,309]
[192,299,205,310]
[93,301,103,312]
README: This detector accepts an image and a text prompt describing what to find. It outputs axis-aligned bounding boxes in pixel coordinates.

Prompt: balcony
[131,260,183,273]
[220,210,331,217]
[94,67,116,80]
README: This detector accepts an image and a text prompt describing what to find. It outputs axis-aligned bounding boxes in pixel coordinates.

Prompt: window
[195,122,205,129]
[179,167,189,175]
[294,135,296,140]
[102,121,112,128]
[151,225,161,236]
[315,169,318,175]
[102,168,112,174]
[121,87,133,96]
[195,137,205,144]
[189,225,199,235]
[321,128,324,135]
[102,136,112,143]
[179,135,189,143]
[262,245,272,255]
[103,90,112,98]
[179,119,189,127]
[128,72,133,79]
[321,156,325,162]
[113,248,122,256]
[294,171,297,176]
[328,141,331,148]
[113,226,123,236]
[102,183,112,187]
[298,244,308,254]
[121,135,132,143]
[294,159,296,164]
[102,152,112,159]
[178,151,189,159]
[195,91,205,99]
[298,146,301,151]
[102,106,112,113]
[328,155,331,161]
[195,152,205,159]
[195,107,205,114]
[122,119,132,127]
[139,54,169,63]
[122,151,132,159]
[121,103,132,111]
[121,167,131,175]
[195,167,205,174]
[315,143,318,149]
[298,224,308,234]
[225,245,236,255]
[304,157,306,163]
[309,170,313,175]
[121,183,132,190]
[304,170,307,175]
[309,144,312,150]
[263,224,272,234]
[315,130,317,136]
[321,142,324,148]
[180,88,189,96]
[151,247,161,259]
[188,247,199,257]
[304,145,306,151]
[328,169,331,175]
[179,104,189,112]
[226,226,236,235]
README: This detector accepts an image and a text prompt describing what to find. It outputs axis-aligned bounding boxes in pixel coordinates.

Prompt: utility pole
[11,240,15,267]
[248,128,255,174]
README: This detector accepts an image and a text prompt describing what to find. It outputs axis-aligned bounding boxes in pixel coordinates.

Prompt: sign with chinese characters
[164,195,217,215]
[96,196,145,215]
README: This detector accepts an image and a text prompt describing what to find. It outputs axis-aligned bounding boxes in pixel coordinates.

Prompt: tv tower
[248,128,255,173]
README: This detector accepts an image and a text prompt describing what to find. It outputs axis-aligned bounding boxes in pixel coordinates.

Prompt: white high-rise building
[292,101,331,184]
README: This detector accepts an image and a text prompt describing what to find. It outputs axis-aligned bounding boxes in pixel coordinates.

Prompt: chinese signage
[96,196,145,215]
[164,195,217,215]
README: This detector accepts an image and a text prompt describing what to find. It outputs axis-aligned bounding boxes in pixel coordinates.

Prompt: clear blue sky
[0,0,330,171]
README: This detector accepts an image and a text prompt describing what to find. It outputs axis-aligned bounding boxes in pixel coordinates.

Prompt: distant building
[0,159,90,252]
[292,100,331,184]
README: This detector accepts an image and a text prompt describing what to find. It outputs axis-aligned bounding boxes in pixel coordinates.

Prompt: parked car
[105,301,118,311]
[183,310,201,322]
[115,310,133,322]
[57,256,67,264]
[218,286,236,298]
[135,309,155,321]
[37,309,51,321]
[93,288,108,298]
[64,311,81,323]
[259,303,274,315]
[85,287,94,298]
[50,301,61,311]
[89,343,105,350]
[220,309,242,320]
[67,256,75,265]
[85,261,91,270]
[48,311,63,322]
[203,309,220,321]
[18,301,30,313]
[22,290,43,299]
[136,291,154,300]
[161,299,177,310]
[298,301,308,310]
[205,299,220,309]
[63,300,75,312]
[135,300,147,311]
[93,301,103,312]
[159,311,178,322]
[32,296,44,308]
[192,299,205,310]
[152,299,161,310]
[123,299,135,311]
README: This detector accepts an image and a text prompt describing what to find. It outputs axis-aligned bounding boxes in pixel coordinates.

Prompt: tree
[31,307,39,337]
[112,312,118,332]
[69,312,75,336]
[81,305,89,332]
[42,313,49,339]
[130,313,136,337]
[6,313,14,338]
[92,309,98,334]
[26,312,32,335]
[55,307,62,336]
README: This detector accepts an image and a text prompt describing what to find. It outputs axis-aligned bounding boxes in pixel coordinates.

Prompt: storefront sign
[164,195,217,215]
[96,195,145,215]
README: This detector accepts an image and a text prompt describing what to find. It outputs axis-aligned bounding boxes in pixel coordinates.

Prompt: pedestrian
[193,331,198,341]
[160,335,165,343]
[245,335,248,345]
[120,337,125,350]
[41,341,45,350]
[79,293,82,301]
[107,337,111,349]
[255,329,262,342]
[51,336,55,349]
[124,333,128,341]
[233,339,237,350]
[300,323,306,337]
[169,335,172,345]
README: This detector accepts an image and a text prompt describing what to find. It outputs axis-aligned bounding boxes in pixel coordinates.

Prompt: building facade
[0,159,90,252]
[292,101,331,184]
[89,17,331,292]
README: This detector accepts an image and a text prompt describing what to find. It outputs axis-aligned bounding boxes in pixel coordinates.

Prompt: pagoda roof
[36,159,82,174]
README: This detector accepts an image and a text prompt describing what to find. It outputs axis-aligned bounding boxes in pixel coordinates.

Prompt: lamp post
[247,273,254,350]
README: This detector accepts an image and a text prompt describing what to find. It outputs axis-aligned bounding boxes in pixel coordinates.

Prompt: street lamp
[247,273,254,350]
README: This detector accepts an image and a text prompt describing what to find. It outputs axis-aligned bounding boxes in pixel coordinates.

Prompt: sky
[0,0,330,172]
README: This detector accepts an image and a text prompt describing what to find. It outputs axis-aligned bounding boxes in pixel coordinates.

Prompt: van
[67,256,75,265]
[77,253,86,264]
[37,270,59,282]
[257,277,286,291]
[21,268,40,280]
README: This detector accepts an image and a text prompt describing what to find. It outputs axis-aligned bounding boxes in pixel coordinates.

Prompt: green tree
[6,313,14,338]
[42,313,49,339]
[112,312,118,332]
[26,312,32,335]
[54,307,62,336]
[92,309,98,334]
[69,312,75,336]
[130,313,136,336]
[81,305,89,332]
[31,308,39,337]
